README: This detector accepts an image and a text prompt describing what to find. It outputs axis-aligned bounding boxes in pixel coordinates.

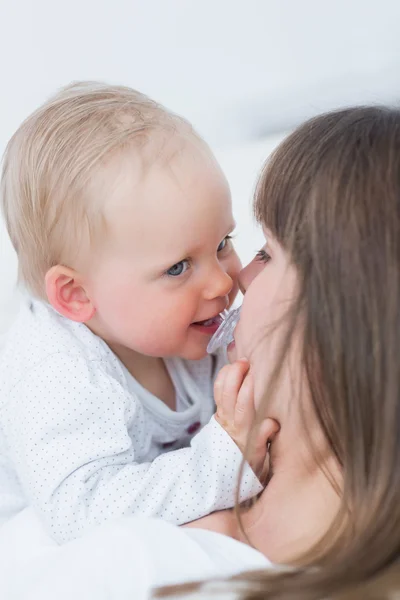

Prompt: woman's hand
[214,358,280,482]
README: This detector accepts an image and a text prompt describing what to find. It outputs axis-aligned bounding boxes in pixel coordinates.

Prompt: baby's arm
[183,507,238,538]
[183,361,280,535]
[2,353,263,543]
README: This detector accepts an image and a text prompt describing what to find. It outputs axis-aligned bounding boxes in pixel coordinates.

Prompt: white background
[1,0,400,150]
[1,0,400,331]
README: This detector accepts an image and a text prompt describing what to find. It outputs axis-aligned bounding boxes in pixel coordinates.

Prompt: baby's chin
[179,347,209,361]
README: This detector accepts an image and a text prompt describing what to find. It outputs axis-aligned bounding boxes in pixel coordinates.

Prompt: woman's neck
[238,456,341,564]
[185,426,342,565]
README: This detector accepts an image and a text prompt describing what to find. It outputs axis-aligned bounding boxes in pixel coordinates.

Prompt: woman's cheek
[226,341,237,363]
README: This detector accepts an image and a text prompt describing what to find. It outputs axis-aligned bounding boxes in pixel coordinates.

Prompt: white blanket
[0,509,269,599]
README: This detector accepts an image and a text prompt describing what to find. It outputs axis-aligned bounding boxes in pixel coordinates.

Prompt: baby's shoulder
[0,299,119,399]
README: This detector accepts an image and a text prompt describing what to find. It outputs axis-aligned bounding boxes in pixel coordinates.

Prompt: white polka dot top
[0,299,262,543]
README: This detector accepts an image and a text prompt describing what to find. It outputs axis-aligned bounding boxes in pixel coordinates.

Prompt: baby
[0,82,264,543]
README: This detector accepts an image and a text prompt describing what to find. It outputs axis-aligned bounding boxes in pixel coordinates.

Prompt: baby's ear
[45,265,95,323]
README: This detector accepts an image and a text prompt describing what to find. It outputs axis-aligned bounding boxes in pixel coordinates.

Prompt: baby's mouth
[191,314,224,334]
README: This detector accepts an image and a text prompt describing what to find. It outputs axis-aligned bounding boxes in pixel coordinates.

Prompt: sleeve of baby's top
[2,353,262,543]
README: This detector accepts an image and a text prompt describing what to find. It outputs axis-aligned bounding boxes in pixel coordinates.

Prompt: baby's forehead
[109,125,208,174]
[88,134,231,255]
[142,127,213,169]
[95,128,216,200]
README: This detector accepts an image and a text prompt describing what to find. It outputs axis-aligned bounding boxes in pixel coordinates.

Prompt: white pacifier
[206,307,241,354]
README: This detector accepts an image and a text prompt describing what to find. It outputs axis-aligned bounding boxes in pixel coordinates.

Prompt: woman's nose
[238,260,259,295]
[238,265,250,295]
[239,276,247,295]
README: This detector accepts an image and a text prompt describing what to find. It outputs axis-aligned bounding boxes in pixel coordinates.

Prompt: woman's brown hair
[158,107,400,599]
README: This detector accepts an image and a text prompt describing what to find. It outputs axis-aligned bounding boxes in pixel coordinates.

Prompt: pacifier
[206,307,241,354]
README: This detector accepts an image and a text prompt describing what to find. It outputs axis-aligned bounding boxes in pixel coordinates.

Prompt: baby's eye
[166,259,190,277]
[217,235,233,253]
[255,249,271,263]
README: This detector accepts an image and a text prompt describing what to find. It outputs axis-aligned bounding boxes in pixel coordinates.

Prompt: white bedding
[0,508,269,599]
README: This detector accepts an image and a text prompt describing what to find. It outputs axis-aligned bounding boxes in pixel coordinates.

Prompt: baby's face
[83,134,241,360]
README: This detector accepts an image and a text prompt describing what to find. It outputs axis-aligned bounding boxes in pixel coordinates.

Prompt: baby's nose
[204,267,233,300]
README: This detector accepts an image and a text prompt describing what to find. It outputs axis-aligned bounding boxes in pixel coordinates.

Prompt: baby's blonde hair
[0,81,191,298]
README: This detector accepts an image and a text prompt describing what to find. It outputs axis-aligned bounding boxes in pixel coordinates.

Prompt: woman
[1,106,399,600]
[159,105,400,598]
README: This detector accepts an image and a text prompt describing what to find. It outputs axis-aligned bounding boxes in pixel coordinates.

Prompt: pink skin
[227,230,299,406]
[187,231,341,563]
[75,134,241,362]
[227,338,236,353]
